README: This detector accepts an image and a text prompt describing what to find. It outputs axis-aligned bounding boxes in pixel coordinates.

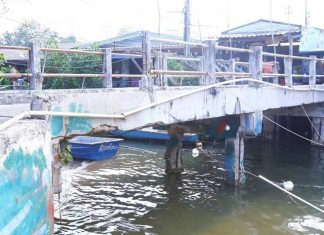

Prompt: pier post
[284,57,293,87]
[29,42,42,90]
[248,46,262,86]
[142,31,152,89]
[309,55,317,87]
[102,48,112,88]
[202,40,216,85]
[229,58,236,81]
[224,130,245,185]
[164,125,184,173]
[311,117,324,145]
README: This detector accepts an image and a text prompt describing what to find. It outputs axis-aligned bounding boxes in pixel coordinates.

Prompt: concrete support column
[102,48,112,88]
[249,46,262,86]
[121,59,129,87]
[52,140,62,195]
[309,55,317,87]
[164,125,184,173]
[262,113,276,140]
[154,51,168,86]
[142,32,152,89]
[284,57,293,87]
[224,130,245,185]
[29,42,42,90]
[312,117,323,145]
[202,40,216,85]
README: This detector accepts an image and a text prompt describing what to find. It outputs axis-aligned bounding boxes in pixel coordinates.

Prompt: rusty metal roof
[220,19,302,39]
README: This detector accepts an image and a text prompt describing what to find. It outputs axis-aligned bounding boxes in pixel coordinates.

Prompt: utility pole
[183,0,190,56]
[305,0,309,27]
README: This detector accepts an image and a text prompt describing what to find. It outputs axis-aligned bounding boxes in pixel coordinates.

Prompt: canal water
[54,139,324,235]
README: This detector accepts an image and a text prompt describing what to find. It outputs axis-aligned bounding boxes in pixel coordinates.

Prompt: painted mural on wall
[0,121,53,235]
[50,102,93,138]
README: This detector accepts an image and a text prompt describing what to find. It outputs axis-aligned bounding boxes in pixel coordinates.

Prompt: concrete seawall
[0,119,53,235]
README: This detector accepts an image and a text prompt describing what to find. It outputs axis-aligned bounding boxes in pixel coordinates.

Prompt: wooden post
[154,51,161,86]
[142,32,152,88]
[273,61,279,84]
[164,125,184,173]
[229,58,236,81]
[102,48,112,88]
[234,130,245,185]
[309,55,317,87]
[162,53,168,87]
[284,57,293,87]
[203,40,216,85]
[28,42,42,90]
[248,46,262,86]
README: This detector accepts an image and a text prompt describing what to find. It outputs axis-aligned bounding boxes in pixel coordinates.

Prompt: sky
[0,0,323,42]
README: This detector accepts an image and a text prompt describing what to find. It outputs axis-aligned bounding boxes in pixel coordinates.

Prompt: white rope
[258,175,324,214]
[263,115,324,147]
[301,104,322,140]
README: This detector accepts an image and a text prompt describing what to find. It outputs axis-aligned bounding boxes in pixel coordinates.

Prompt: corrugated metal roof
[220,19,302,39]
[79,31,201,49]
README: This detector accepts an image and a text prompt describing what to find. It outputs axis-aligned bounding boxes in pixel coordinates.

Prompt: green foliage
[167,59,184,71]
[43,47,103,89]
[0,53,10,86]
[60,144,73,165]
[1,20,59,47]
[167,59,199,86]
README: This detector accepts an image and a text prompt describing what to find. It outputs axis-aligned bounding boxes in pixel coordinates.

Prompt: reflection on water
[54,140,324,235]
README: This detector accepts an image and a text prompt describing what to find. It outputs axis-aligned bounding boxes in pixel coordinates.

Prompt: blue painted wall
[0,147,53,235]
[50,103,93,138]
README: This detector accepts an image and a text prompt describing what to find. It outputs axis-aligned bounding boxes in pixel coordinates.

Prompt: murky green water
[54,139,324,235]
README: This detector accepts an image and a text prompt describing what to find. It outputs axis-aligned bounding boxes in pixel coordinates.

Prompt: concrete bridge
[1,36,324,234]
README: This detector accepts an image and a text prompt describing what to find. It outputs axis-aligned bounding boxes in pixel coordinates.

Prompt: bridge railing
[1,34,324,90]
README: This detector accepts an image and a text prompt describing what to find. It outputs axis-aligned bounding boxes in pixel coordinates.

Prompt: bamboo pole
[0,45,30,51]
[40,48,103,55]
[150,37,208,47]
[215,45,252,53]
[0,73,32,78]
[151,70,206,76]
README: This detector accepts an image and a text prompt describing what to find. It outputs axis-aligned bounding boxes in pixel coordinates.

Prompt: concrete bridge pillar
[164,125,184,173]
[224,130,245,185]
[29,42,42,90]
[312,117,324,145]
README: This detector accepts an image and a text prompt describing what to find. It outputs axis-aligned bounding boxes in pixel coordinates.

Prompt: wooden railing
[1,33,324,90]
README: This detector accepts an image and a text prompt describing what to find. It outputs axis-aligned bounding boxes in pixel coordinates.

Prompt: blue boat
[110,128,199,143]
[68,136,123,161]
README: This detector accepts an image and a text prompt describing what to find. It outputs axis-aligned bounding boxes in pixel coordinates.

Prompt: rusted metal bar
[151,70,206,76]
[112,74,143,78]
[0,45,30,51]
[0,73,32,78]
[262,73,287,77]
[42,73,105,78]
[41,73,142,78]
[150,37,208,47]
[166,56,202,62]
[40,47,103,55]
[262,52,312,60]
[112,52,142,58]
[215,72,252,77]
[215,45,252,53]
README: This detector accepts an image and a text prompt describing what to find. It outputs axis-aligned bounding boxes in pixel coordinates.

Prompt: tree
[1,20,104,89]
[0,53,10,87]
[42,46,103,89]
[0,20,59,47]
